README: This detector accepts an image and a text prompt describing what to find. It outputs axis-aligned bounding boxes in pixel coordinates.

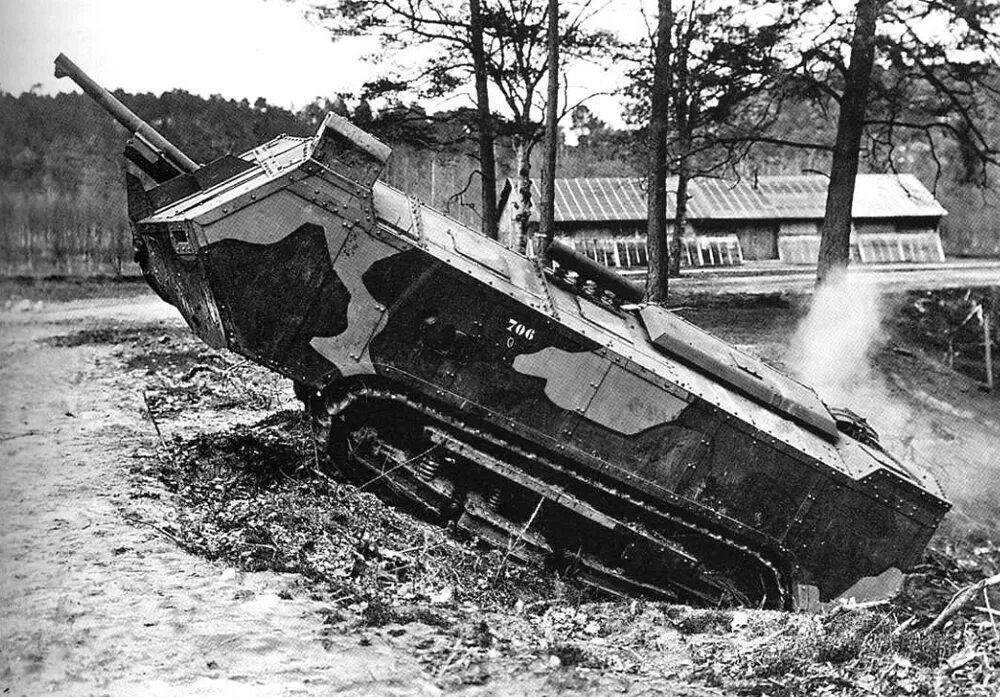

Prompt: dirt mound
[42,324,189,348]
[151,411,575,614]
[44,322,291,413]
[138,407,999,695]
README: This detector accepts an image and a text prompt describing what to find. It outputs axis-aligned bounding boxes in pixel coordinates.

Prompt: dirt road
[663,259,1000,295]
[0,299,442,696]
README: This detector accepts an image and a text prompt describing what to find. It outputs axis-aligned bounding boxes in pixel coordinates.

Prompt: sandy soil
[1,285,997,696]
[0,299,440,696]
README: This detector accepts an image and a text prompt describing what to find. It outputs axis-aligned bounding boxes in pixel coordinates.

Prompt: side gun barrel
[546,240,645,304]
[54,53,199,177]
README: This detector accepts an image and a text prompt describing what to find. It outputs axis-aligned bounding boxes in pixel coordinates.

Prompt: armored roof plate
[144,135,312,224]
[640,305,839,441]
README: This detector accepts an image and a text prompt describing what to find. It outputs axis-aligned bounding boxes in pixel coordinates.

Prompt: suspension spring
[415,457,439,482]
[486,486,503,512]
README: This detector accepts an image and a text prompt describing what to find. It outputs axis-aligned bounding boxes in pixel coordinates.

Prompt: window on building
[559,235,743,269]
[856,233,945,263]
[616,238,648,268]
[690,235,744,267]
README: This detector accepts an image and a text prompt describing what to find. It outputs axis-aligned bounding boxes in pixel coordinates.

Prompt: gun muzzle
[54,53,199,177]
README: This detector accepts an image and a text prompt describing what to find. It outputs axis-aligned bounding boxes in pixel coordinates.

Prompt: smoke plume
[789,271,884,407]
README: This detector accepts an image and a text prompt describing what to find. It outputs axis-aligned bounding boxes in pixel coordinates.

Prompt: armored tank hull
[54,52,950,608]
[112,113,951,609]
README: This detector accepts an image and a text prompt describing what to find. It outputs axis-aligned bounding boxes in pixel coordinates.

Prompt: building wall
[779,221,819,236]
[560,221,647,238]
[855,217,938,236]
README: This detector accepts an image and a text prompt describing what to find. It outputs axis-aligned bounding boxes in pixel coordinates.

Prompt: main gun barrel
[54,53,199,176]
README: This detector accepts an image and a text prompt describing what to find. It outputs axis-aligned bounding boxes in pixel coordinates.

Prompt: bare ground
[0,300,437,696]
[0,295,715,696]
[1,284,998,696]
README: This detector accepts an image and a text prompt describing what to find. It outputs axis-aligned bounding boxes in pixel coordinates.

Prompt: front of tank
[129,114,398,389]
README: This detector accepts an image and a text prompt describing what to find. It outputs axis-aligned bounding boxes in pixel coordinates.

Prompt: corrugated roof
[521,174,946,222]
[533,177,648,221]
[751,174,946,219]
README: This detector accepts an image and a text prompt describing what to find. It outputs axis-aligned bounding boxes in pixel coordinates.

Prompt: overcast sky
[0,0,379,110]
[0,0,627,125]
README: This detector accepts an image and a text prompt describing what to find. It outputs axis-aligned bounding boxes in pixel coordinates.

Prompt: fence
[381,144,487,230]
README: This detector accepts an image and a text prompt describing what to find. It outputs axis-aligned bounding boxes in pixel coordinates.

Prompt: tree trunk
[669,47,692,278]
[645,0,672,304]
[512,134,534,254]
[470,0,499,240]
[538,0,560,260]
[671,156,689,276]
[816,0,883,285]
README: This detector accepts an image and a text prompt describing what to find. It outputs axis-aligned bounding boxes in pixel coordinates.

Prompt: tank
[57,54,950,609]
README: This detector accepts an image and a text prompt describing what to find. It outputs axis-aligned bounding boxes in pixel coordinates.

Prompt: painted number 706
[507,318,536,341]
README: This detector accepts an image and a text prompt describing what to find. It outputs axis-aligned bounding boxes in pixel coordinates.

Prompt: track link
[302,381,792,608]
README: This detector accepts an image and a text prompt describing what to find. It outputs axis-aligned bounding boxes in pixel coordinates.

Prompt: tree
[625,0,792,289]
[299,95,350,129]
[305,0,612,252]
[669,12,691,279]
[469,0,499,238]
[816,0,884,284]
[780,0,1000,284]
[644,0,672,304]
[561,105,645,176]
[666,3,790,274]
[353,98,374,125]
[474,1,610,253]
[538,0,560,258]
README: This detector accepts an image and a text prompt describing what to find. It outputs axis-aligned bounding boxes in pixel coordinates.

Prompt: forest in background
[0,86,997,276]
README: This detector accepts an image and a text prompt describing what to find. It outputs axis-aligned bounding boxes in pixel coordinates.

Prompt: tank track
[299,380,792,608]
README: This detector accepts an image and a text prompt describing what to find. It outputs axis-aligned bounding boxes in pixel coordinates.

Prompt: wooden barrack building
[497,174,947,269]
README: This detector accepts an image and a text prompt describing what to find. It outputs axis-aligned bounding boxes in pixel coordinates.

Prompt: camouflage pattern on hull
[125,113,949,609]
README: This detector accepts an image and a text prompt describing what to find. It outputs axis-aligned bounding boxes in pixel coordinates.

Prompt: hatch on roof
[449,228,511,279]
